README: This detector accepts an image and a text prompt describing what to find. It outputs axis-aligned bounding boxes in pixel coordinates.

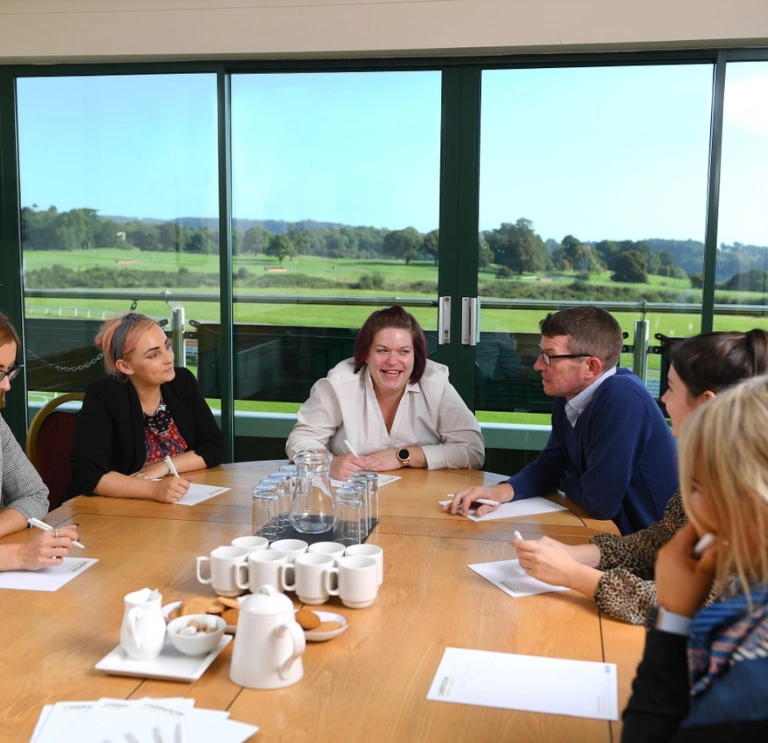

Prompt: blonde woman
[622,375,768,740]
[0,312,79,570]
[65,312,223,503]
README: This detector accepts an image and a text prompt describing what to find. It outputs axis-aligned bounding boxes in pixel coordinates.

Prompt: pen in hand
[28,517,86,549]
[164,456,180,478]
[693,532,716,557]
[344,440,360,458]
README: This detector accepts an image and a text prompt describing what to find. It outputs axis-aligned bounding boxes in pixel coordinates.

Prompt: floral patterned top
[143,399,187,467]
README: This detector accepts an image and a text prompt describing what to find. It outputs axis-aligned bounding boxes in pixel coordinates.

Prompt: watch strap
[654,606,692,636]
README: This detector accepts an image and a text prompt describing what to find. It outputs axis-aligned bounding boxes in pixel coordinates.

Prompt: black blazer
[64,367,224,500]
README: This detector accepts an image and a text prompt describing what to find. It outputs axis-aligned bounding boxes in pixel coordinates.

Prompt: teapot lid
[240,584,294,615]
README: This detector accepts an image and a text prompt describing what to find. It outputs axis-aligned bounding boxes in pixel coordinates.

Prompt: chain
[27,348,104,373]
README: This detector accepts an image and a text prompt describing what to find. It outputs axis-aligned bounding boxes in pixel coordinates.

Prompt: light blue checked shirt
[564,366,617,427]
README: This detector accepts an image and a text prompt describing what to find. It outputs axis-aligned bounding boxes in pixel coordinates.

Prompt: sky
[14,62,768,246]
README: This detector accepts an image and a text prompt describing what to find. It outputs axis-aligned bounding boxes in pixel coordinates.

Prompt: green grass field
[22,248,768,425]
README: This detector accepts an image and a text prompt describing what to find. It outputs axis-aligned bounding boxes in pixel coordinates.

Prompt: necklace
[141,389,162,415]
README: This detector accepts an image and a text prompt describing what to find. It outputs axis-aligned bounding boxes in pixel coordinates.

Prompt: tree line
[20,205,768,290]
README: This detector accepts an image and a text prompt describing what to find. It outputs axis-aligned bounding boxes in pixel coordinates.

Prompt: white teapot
[230,584,306,689]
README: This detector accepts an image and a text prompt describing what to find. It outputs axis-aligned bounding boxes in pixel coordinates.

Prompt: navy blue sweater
[508,368,678,535]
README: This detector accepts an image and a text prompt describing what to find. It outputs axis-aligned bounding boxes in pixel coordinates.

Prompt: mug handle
[277,621,306,680]
[235,561,250,591]
[325,567,340,596]
[196,555,212,585]
[281,564,296,592]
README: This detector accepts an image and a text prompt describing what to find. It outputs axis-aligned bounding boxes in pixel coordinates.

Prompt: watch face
[397,448,409,461]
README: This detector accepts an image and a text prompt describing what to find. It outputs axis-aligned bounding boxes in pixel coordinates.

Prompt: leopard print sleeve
[595,568,724,626]
[590,490,686,578]
[594,569,658,625]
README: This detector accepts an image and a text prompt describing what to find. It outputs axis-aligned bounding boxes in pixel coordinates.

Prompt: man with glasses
[446,306,677,535]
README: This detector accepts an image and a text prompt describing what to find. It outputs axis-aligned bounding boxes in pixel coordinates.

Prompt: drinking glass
[252,484,280,541]
[262,474,292,533]
[333,486,364,547]
[353,470,379,526]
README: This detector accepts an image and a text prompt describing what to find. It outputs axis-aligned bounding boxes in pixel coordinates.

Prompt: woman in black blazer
[65,313,223,503]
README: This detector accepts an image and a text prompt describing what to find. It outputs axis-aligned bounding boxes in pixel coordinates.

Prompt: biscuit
[314,621,342,633]
[221,608,240,626]
[180,597,210,616]
[217,596,240,609]
[168,607,182,621]
[205,599,225,615]
[296,608,321,630]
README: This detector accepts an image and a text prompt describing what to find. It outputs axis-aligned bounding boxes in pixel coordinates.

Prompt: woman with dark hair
[513,328,768,625]
[65,312,224,503]
[0,311,79,570]
[286,305,484,480]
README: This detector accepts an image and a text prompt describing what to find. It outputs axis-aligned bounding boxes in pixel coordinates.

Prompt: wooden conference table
[0,464,645,743]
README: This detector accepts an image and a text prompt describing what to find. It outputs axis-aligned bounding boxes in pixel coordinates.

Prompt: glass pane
[477,64,713,420]
[714,61,768,333]
[227,71,441,445]
[17,74,220,417]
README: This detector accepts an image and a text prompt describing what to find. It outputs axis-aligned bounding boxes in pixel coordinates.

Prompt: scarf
[688,582,768,696]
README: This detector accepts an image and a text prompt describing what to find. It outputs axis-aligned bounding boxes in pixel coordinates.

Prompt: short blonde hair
[95,312,161,378]
[679,375,768,595]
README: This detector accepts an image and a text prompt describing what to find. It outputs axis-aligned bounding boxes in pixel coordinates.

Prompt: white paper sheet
[31,698,257,743]
[176,483,231,506]
[427,647,618,721]
[439,496,567,521]
[331,474,401,488]
[0,556,98,591]
[468,559,569,597]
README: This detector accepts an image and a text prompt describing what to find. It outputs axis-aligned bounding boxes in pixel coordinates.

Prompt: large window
[476,64,713,417]
[715,61,768,331]
[6,53,768,455]
[228,71,441,430]
[16,73,219,408]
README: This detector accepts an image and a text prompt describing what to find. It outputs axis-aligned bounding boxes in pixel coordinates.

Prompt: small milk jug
[230,585,305,689]
[120,588,166,660]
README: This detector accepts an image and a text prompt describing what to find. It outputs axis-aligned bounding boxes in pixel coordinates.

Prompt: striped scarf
[688,583,768,696]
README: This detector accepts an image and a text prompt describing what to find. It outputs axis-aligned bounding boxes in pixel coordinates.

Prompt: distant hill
[99,215,345,234]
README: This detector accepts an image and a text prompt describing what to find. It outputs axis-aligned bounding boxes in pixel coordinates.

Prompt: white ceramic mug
[283,552,336,605]
[345,544,383,586]
[196,545,250,597]
[119,588,166,661]
[270,539,308,564]
[232,535,270,553]
[248,549,289,593]
[327,555,379,608]
[307,541,346,565]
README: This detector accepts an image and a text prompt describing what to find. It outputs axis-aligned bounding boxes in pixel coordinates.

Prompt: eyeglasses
[0,361,23,383]
[537,345,592,367]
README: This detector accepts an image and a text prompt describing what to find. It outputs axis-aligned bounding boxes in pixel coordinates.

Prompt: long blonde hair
[679,375,768,594]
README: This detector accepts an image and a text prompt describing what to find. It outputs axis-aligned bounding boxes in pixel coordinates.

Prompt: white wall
[0,0,766,64]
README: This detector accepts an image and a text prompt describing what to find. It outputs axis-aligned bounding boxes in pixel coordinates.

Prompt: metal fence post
[166,301,186,367]
[632,319,649,382]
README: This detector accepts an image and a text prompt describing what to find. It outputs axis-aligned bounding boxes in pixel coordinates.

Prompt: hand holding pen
[20,520,82,570]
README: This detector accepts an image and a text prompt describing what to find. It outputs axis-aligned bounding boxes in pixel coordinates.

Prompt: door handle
[461,297,479,346]
[438,296,451,345]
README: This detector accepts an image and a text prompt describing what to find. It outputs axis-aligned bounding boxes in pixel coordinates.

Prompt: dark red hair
[353,305,428,384]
